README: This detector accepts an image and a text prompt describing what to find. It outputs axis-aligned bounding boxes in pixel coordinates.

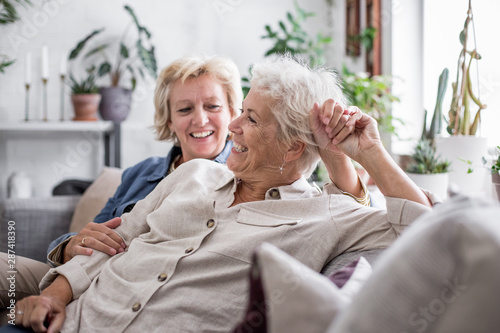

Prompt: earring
[278,160,286,175]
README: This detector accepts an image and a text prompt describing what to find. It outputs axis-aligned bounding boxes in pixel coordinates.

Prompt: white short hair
[250,55,346,178]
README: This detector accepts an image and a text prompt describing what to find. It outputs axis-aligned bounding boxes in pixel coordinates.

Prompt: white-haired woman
[0,55,366,315]
[9,56,434,333]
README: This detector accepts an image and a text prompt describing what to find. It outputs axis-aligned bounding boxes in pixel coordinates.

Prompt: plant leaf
[120,43,129,59]
[84,43,110,59]
[98,62,111,77]
[69,28,104,60]
[136,40,157,78]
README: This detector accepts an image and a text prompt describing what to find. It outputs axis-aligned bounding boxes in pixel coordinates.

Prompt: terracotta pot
[492,173,500,202]
[99,87,132,122]
[71,94,101,121]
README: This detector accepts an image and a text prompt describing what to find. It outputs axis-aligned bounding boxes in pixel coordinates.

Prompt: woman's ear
[285,141,306,162]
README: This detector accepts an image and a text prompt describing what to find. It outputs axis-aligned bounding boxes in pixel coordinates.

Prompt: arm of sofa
[0,196,81,263]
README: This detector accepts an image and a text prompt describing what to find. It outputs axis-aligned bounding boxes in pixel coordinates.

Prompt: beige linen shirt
[40,159,434,332]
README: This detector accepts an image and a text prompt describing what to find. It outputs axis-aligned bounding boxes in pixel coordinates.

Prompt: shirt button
[206,219,215,228]
[185,247,194,254]
[132,302,141,312]
[270,189,280,199]
[158,273,168,282]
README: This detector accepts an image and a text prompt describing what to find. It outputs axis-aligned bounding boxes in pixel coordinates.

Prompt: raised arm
[309,100,365,199]
[312,99,431,207]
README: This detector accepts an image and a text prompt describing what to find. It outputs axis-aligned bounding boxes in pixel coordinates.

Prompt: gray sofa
[0,196,80,263]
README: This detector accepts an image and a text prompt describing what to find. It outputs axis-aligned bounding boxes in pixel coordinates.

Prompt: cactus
[422,68,449,143]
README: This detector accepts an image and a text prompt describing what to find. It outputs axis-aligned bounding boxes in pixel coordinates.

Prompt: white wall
[0,0,339,198]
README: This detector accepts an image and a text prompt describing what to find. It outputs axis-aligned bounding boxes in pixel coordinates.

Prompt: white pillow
[232,243,372,333]
[327,195,500,333]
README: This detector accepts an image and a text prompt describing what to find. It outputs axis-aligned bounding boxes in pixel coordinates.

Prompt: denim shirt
[47,141,233,257]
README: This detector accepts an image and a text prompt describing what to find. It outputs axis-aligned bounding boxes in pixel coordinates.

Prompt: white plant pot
[407,172,449,200]
[435,136,488,193]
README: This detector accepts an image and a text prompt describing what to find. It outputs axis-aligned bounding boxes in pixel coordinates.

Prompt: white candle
[25,52,32,85]
[59,52,67,76]
[41,46,49,79]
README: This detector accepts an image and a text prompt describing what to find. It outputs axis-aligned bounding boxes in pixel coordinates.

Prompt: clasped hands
[309,99,383,163]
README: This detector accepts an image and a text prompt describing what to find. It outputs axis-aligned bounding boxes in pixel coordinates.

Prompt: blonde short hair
[153,55,243,141]
[250,55,346,178]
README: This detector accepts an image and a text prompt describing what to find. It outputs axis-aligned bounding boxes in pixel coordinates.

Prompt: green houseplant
[68,5,157,122]
[446,0,486,136]
[341,66,401,137]
[407,69,450,199]
[406,139,450,199]
[241,2,332,96]
[68,65,101,121]
[435,0,489,193]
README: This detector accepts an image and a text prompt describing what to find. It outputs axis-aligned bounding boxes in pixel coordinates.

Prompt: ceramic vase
[435,136,488,193]
[99,87,132,122]
[407,172,449,200]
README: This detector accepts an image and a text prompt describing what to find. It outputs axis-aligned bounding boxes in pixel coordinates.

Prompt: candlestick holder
[60,74,65,121]
[42,78,48,121]
[24,84,30,122]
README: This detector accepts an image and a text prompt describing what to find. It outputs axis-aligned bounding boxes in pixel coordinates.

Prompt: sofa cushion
[232,243,372,333]
[69,167,122,233]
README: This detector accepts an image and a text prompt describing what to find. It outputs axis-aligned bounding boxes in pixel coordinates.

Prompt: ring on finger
[17,310,23,315]
[81,237,88,246]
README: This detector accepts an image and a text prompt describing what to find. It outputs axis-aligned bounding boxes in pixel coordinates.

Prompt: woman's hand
[15,295,66,333]
[310,99,382,163]
[309,99,351,156]
[63,217,125,263]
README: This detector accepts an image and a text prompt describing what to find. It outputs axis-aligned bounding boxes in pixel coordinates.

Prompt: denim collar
[147,141,233,182]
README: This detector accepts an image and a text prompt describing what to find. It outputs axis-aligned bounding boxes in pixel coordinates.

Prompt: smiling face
[227,88,286,181]
[168,75,233,163]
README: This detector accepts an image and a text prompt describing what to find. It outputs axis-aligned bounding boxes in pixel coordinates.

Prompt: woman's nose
[228,115,242,134]
[192,108,209,126]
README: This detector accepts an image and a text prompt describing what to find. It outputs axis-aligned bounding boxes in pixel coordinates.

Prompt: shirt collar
[214,173,319,200]
[148,141,233,183]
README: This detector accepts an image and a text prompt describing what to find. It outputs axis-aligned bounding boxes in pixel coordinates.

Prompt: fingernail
[119,247,125,253]
[332,139,339,145]
[121,242,126,248]
[323,117,329,124]
[110,248,117,255]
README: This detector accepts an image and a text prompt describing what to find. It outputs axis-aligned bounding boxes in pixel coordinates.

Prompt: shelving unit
[0,121,120,167]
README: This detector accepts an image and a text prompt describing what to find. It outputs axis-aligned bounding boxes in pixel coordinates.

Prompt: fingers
[16,296,51,332]
[65,219,126,262]
[331,107,363,144]
[47,310,65,333]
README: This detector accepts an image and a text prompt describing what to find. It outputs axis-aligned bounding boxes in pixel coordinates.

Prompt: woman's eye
[178,107,191,113]
[248,116,257,124]
[207,104,221,111]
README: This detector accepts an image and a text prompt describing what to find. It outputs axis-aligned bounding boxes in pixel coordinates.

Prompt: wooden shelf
[0,120,114,132]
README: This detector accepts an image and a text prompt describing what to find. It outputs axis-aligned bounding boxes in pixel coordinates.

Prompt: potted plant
[68,65,101,121]
[67,5,157,122]
[406,139,450,199]
[490,147,500,201]
[434,0,488,192]
[241,2,332,96]
[341,67,401,141]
